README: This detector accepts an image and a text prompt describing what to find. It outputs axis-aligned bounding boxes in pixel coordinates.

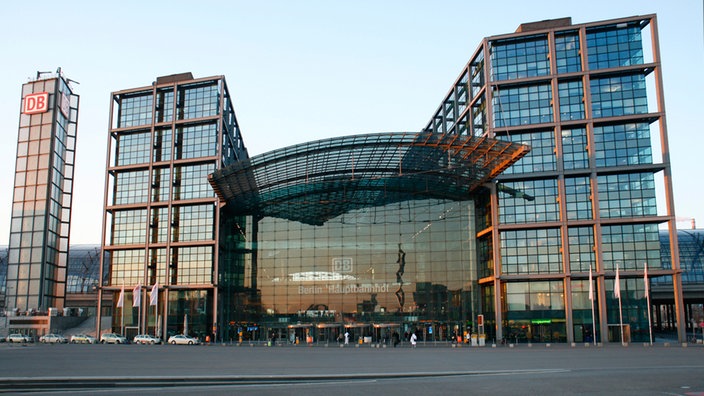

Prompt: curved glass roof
[209,131,529,226]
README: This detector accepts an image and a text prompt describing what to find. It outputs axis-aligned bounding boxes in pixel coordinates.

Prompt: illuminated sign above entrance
[23,92,49,115]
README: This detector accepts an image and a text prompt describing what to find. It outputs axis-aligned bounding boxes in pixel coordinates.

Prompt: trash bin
[478,334,486,346]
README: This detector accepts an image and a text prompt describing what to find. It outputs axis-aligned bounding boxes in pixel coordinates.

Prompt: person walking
[410,332,417,348]
[392,331,400,348]
[344,331,350,345]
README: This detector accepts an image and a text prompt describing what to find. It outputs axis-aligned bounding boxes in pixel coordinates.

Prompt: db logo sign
[332,258,353,273]
[23,92,49,115]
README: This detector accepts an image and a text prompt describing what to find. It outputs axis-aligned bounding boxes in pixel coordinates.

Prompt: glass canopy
[209,131,530,226]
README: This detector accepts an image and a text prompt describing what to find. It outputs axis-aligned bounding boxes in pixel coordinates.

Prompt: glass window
[155,88,174,123]
[172,246,213,285]
[470,51,485,98]
[116,131,151,166]
[498,179,559,223]
[471,95,487,137]
[177,83,219,120]
[568,227,595,272]
[110,249,146,286]
[558,80,584,121]
[500,228,562,274]
[172,163,216,201]
[175,123,218,160]
[112,209,147,245]
[561,128,589,170]
[150,207,169,244]
[564,177,592,220]
[151,167,171,203]
[601,223,661,270]
[490,35,550,81]
[499,130,556,174]
[586,23,644,70]
[149,248,168,285]
[597,173,657,218]
[153,128,172,163]
[594,123,652,167]
[590,74,648,118]
[493,84,553,127]
[505,281,564,310]
[555,32,581,73]
[114,170,149,205]
[171,204,214,242]
[118,94,153,127]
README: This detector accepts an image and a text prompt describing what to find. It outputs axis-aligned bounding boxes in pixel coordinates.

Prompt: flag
[116,285,124,308]
[643,263,649,299]
[614,265,621,298]
[588,265,594,301]
[132,283,141,307]
[149,282,159,306]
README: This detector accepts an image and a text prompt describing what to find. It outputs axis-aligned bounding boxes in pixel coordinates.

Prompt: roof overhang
[209,131,529,226]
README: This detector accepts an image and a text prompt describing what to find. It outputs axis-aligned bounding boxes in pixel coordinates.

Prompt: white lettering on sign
[23,92,49,115]
[332,257,353,273]
[297,283,392,295]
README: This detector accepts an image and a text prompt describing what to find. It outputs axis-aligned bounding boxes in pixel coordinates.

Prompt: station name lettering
[298,283,391,294]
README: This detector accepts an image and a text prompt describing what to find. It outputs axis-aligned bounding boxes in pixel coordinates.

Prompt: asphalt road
[1,342,703,395]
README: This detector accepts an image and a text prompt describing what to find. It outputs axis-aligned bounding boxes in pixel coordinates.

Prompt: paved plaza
[0,342,703,395]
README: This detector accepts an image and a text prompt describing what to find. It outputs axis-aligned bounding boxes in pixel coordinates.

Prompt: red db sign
[23,92,49,115]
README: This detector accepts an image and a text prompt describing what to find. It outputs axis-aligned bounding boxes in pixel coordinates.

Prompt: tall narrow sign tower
[4,69,79,313]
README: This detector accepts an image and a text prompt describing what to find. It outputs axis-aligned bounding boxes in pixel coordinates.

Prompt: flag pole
[121,285,124,336]
[138,285,142,335]
[645,262,653,345]
[589,265,596,346]
[616,263,624,345]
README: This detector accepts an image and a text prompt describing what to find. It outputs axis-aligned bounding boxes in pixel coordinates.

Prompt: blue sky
[0,0,702,244]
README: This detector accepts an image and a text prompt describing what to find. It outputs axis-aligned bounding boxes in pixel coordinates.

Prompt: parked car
[6,333,32,343]
[39,334,68,344]
[70,334,97,344]
[100,333,129,344]
[133,334,162,345]
[167,334,200,345]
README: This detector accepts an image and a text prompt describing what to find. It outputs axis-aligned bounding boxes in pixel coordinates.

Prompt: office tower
[423,15,684,343]
[99,73,247,338]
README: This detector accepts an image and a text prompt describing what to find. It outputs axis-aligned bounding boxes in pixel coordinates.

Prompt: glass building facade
[99,73,247,339]
[100,15,685,344]
[4,70,79,313]
[209,132,528,344]
[421,15,684,343]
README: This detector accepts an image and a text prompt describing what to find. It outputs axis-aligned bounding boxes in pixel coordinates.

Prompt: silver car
[6,333,32,343]
[70,334,97,344]
[133,334,162,344]
[167,334,199,345]
[100,333,128,344]
[39,334,68,344]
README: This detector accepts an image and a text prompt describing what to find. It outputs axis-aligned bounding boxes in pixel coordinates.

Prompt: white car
[167,334,200,345]
[39,334,68,344]
[6,333,32,343]
[70,334,97,344]
[100,333,128,344]
[133,334,162,344]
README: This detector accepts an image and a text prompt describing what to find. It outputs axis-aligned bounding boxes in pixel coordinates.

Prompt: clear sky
[0,0,702,245]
